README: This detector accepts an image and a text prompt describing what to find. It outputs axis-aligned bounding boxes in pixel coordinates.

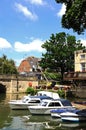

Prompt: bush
[26,87,35,95]
[57,89,65,98]
[66,91,74,97]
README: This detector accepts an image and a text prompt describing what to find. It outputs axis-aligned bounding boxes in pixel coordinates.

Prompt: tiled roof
[26,56,40,68]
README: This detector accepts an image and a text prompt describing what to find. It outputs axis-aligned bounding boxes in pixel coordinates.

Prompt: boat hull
[50,107,76,118]
[9,103,39,110]
[61,112,86,122]
[51,112,61,118]
[28,106,73,115]
[29,106,65,115]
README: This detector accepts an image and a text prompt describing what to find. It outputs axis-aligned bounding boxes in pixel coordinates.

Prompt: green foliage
[55,0,86,34]
[44,71,61,81]
[57,89,65,98]
[26,87,35,95]
[40,32,85,81]
[0,54,17,74]
[66,90,74,97]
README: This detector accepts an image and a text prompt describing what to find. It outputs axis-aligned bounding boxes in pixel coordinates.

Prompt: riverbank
[72,102,86,110]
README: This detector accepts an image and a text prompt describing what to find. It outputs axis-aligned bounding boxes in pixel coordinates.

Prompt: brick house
[18,56,41,74]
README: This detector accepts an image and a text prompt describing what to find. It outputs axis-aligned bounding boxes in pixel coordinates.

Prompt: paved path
[72,102,86,110]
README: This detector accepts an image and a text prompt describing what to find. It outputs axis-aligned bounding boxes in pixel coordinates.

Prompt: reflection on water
[21,115,86,130]
[61,122,86,128]
[0,94,86,130]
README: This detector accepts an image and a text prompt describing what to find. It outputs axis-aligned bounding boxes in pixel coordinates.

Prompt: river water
[0,93,86,130]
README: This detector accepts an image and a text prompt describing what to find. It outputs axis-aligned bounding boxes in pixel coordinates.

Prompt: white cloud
[0,38,12,49]
[15,3,38,20]
[57,4,66,17]
[15,58,23,67]
[25,0,46,5]
[81,39,86,46]
[14,39,45,52]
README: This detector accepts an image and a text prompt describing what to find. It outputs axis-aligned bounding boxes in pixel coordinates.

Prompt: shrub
[57,89,65,98]
[26,87,35,95]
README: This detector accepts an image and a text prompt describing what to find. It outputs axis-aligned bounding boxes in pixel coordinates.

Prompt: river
[0,93,86,130]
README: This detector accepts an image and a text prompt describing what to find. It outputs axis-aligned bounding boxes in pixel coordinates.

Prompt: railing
[64,72,86,80]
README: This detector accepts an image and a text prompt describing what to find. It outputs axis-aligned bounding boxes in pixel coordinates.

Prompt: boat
[50,107,76,118]
[28,98,74,115]
[8,95,53,110]
[60,109,86,122]
[8,90,60,110]
[37,91,60,99]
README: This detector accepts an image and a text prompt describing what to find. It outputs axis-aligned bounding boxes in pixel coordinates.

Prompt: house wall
[18,56,40,74]
[74,50,86,72]
[18,60,30,73]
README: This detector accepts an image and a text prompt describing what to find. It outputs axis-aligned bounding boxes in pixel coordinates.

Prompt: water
[0,94,86,130]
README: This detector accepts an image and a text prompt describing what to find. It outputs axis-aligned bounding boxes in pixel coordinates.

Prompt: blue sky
[0,0,86,66]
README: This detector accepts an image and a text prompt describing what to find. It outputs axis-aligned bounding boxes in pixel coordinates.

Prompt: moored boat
[60,109,86,122]
[8,90,60,110]
[50,107,76,118]
[8,95,53,110]
[28,98,74,115]
[37,91,60,99]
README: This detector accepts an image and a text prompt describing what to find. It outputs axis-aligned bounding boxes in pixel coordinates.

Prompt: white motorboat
[28,98,74,115]
[60,109,86,122]
[50,107,76,118]
[8,95,53,110]
[8,90,60,110]
[37,91,60,99]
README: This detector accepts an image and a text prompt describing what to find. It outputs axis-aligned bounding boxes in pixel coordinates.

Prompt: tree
[0,54,17,74]
[55,0,86,34]
[40,32,85,81]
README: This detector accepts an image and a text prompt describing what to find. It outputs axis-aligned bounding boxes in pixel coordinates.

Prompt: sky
[0,0,86,66]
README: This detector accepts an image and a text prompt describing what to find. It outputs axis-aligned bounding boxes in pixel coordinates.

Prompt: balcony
[64,72,86,81]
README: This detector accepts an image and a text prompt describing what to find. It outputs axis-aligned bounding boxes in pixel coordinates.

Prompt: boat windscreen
[41,101,48,106]
[61,100,72,106]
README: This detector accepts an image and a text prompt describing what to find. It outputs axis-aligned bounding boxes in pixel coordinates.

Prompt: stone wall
[0,79,38,93]
[72,88,86,98]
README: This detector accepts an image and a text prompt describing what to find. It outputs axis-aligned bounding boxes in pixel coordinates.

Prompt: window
[49,102,54,107]
[48,102,61,107]
[61,100,72,106]
[29,100,40,103]
[80,63,86,71]
[41,102,47,106]
[54,102,61,106]
[80,54,85,59]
